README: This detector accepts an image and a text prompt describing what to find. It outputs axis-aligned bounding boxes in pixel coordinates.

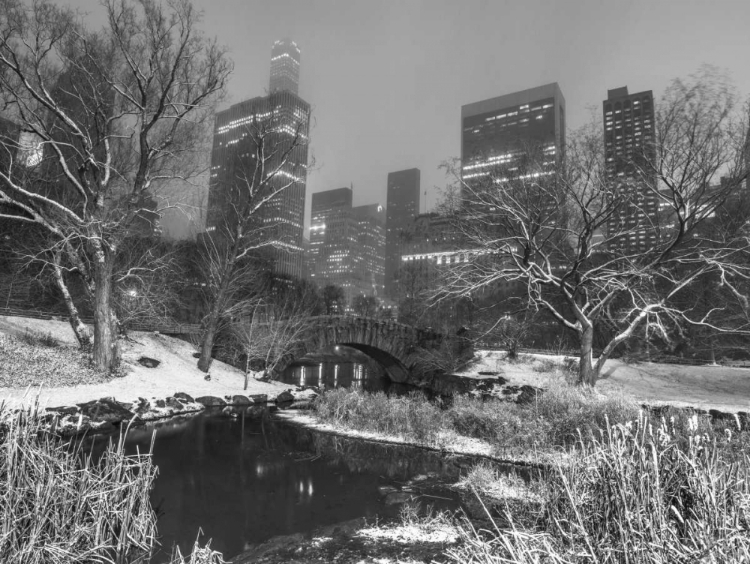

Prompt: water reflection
[86,411,462,563]
[280,360,390,392]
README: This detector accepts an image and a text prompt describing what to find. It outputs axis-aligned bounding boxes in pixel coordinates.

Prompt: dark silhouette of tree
[0,0,230,370]
[437,69,750,385]
[351,294,378,317]
[322,284,345,315]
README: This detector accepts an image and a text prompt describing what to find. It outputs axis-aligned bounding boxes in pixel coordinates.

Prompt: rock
[76,398,134,424]
[134,398,151,414]
[155,399,166,408]
[192,352,200,358]
[195,396,227,407]
[378,485,398,496]
[173,392,194,403]
[515,385,541,405]
[230,395,252,406]
[275,390,294,404]
[384,491,414,505]
[165,397,184,411]
[709,409,734,422]
[137,356,160,368]
[46,405,79,416]
[248,394,268,403]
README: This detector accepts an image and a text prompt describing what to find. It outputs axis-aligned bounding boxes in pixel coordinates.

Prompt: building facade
[603,86,658,254]
[352,203,386,298]
[461,83,566,190]
[270,39,301,96]
[206,40,310,279]
[309,188,385,303]
[385,168,420,297]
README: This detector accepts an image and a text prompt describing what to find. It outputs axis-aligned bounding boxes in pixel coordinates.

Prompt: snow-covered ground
[2,315,749,414]
[459,350,750,413]
[0,315,289,409]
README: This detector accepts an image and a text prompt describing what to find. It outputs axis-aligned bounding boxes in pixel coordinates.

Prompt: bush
[313,382,640,452]
[533,380,638,446]
[0,407,158,563]
[312,389,445,445]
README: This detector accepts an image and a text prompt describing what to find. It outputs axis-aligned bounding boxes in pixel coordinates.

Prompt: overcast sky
[68,0,750,230]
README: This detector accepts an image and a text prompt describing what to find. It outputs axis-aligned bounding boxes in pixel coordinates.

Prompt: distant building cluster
[101,37,747,314]
[308,187,385,303]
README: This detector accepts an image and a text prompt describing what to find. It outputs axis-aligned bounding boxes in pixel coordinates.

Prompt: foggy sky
[65,0,750,235]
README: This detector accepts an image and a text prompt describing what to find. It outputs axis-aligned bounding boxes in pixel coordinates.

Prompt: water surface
[92,411,464,562]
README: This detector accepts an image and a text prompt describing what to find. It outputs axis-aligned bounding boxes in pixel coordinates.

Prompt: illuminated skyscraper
[206,40,310,278]
[461,83,565,189]
[352,203,386,297]
[270,39,300,95]
[385,168,420,297]
[309,187,353,287]
[309,188,385,302]
[603,86,658,254]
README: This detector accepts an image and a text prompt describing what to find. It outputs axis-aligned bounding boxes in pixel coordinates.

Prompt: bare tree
[113,236,186,332]
[0,0,230,370]
[321,284,345,315]
[351,294,378,317]
[195,101,311,372]
[437,69,750,386]
[230,281,318,388]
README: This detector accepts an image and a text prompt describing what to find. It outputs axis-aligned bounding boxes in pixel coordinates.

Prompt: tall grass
[447,414,750,563]
[0,406,158,563]
[312,388,444,444]
[312,382,640,452]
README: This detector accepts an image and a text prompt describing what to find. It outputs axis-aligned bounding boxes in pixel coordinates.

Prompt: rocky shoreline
[20,387,320,437]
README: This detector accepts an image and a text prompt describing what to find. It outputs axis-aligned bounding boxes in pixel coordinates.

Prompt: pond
[89,409,472,562]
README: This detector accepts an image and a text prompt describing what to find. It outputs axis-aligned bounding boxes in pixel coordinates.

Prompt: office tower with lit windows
[603,87,657,254]
[270,38,301,95]
[385,168,420,297]
[206,40,310,279]
[309,188,385,302]
[352,203,386,297]
[309,187,354,287]
[461,83,565,190]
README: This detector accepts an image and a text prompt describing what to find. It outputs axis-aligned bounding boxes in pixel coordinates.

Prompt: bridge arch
[271,316,445,383]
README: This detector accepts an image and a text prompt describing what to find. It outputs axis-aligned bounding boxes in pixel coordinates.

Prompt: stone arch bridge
[271,315,458,383]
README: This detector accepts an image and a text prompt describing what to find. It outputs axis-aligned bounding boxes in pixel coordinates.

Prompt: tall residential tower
[270,38,301,95]
[206,40,310,278]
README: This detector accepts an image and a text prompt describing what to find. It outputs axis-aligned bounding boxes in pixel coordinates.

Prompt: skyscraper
[603,86,657,254]
[352,203,386,297]
[309,187,353,287]
[385,168,420,297]
[206,40,310,279]
[270,38,301,95]
[461,83,565,188]
[309,188,386,302]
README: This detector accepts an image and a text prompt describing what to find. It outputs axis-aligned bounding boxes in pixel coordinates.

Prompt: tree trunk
[198,313,218,372]
[51,253,92,348]
[578,326,598,386]
[92,254,118,371]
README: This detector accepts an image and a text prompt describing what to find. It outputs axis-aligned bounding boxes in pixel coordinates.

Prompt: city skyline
[60,0,750,234]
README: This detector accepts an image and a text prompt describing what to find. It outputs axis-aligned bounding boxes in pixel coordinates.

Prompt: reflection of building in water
[283,359,388,392]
